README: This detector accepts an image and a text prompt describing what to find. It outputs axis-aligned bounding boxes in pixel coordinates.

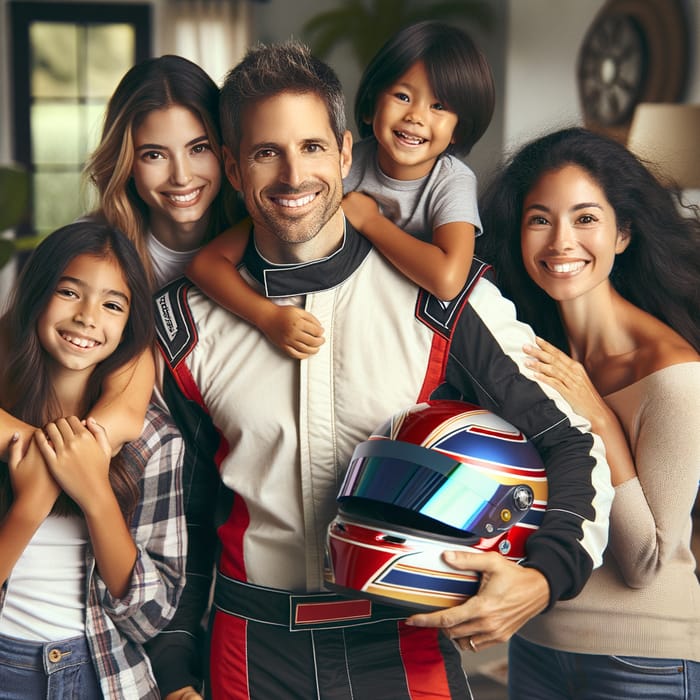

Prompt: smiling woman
[519,164,631,315]
[84,54,241,290]
[131,105,222,253]
[478,127,700,699]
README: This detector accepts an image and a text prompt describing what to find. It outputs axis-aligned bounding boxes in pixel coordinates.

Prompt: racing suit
[150,222,613,699]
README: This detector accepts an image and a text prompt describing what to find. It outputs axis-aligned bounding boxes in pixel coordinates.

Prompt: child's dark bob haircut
[355,20,495,157]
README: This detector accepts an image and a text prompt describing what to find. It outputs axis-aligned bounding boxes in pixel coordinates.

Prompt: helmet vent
[381,534,406,544]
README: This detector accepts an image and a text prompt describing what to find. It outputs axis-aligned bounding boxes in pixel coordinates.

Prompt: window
[10,2,151,238]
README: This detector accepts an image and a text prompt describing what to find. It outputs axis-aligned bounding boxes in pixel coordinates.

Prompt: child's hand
[260,305,325,360]
[342,191,381,233]
[8,432,60,522]
[35,416,113,516]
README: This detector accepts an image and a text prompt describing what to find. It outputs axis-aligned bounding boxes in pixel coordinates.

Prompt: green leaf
[302,0,495,68]
[0,165,30,232]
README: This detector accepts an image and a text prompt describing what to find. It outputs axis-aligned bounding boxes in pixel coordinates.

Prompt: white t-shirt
[0,515,88,641]
[343,137,482,242]
[147,233,200,288]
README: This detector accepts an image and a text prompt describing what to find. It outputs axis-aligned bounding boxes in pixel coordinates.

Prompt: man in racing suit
[148,42,613,700]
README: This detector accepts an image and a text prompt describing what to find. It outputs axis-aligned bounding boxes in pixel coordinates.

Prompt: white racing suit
[149,223,613,699]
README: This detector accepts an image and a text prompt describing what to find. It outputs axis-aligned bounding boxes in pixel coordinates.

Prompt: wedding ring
[468,637,478,653]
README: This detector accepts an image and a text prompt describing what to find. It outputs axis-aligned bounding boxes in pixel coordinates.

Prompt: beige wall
[2,0,699,179]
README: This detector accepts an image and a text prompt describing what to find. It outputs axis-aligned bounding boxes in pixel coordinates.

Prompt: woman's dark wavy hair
[477,127,700,353]
[0,221,154,519]
[355,20,495,157]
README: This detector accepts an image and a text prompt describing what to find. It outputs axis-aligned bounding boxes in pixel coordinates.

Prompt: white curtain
[164,0,251,86]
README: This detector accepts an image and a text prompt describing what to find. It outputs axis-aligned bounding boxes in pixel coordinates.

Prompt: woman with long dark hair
[85,54,240,289]
[478,127,700,699]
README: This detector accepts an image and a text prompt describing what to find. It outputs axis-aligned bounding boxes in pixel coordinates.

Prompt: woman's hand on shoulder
[523,337,612,431]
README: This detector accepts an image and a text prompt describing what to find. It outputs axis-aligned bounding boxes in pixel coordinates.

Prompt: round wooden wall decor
[577,0,690,143]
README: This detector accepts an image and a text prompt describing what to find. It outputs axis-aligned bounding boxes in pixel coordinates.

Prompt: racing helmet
[324,400,547,611]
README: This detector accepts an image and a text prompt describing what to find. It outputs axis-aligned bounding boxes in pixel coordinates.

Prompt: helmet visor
[338,438,533,540]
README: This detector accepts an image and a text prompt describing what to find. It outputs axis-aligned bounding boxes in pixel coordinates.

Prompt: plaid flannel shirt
[1,405,187,699]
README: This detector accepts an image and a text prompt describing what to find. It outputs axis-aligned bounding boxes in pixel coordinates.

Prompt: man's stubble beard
[253,180,344,247]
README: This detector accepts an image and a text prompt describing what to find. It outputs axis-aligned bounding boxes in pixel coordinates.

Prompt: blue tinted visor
[338,439,532,540]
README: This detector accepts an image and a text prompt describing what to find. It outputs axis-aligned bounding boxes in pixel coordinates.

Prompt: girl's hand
[8,432,61,522]
[35,416,112,515]
[523,336,608,427]
[342,191,381,233]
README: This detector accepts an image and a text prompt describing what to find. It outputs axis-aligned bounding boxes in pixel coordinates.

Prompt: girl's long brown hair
[0,222,154,520]
[84,54,241,288]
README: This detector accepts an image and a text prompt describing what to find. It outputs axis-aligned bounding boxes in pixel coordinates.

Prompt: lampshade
[626,103,700,189]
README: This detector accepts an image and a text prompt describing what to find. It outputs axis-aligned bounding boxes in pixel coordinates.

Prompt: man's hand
[406,551,550,652]
[164,687,203,700]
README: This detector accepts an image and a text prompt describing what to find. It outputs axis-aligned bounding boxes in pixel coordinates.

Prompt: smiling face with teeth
[37,253,131,381]
[370,60,458,181]
[520,165,630,306]
[225,91,352,263]
[132,105,222,251]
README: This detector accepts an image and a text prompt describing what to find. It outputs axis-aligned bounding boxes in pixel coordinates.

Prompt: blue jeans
[508,635,700,700]
[0,632,102,699]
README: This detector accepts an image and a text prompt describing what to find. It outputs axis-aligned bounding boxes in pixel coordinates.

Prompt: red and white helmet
[324,400,548,610]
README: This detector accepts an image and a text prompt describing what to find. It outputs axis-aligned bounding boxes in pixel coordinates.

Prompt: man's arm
[407,552,550,652]
[449,275,612,598]
[144,368,221,695]
[408,275,613,648]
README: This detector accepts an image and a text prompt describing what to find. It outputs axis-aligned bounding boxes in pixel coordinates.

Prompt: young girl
[0,221,186,699]
[186,21,494,359]
[1,56,222,459]
[478,127,700,698]
[0,55,243,469]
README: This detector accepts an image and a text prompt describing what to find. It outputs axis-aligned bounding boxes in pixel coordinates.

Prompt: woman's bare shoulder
[634,320,699,379]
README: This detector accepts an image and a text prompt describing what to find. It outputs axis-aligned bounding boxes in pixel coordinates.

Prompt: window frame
[9,1,152,237]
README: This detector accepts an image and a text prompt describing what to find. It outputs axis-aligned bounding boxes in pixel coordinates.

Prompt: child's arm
[0,410,36,461]
[186,222,325,359]
[88,347,156,455]
[0,434,60,585]
[36,416,138,598]
[343,191,475,301]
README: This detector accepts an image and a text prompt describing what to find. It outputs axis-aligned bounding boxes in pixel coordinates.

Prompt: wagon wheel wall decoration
[577,0,690,143]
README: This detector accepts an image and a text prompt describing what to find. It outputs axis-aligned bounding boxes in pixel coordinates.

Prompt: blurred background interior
[2,0,700,281]
[1,1,699,694]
